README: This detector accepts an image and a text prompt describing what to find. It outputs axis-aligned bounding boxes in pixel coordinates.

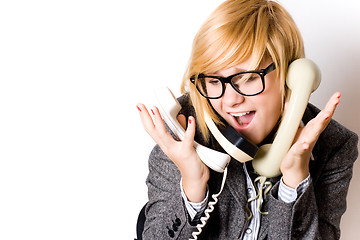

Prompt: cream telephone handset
[202,58,320,177]
[252,58,320,177]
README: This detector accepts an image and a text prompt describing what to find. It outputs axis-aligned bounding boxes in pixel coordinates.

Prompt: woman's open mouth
[230,111,256,129]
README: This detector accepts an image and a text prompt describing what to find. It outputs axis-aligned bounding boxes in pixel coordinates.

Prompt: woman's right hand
[136,104,209,202]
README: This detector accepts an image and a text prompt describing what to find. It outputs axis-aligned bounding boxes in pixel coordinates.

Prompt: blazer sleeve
[142,144,198,240]
[265,123,358,240]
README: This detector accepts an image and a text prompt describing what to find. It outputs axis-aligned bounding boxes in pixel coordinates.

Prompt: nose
[222,83,245,107]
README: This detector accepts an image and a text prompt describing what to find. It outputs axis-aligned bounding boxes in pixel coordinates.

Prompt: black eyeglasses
[190,63,276,99]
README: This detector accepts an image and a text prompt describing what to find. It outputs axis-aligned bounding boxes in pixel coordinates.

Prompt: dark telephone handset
[154,86,254,239]
[154,86,259,240]
[154,87,258,173]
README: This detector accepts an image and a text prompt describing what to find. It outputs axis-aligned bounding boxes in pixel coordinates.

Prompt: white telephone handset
[252,58,321,177]
[154,87,231,173]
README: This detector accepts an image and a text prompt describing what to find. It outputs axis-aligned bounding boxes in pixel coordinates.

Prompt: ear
[281,84,292,116]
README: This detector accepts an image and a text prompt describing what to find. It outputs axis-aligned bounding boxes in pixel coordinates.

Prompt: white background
[0,0,359,239]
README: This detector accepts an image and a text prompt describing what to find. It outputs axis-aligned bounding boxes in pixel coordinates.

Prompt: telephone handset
[154,87,231,173]
[252,58,321,177]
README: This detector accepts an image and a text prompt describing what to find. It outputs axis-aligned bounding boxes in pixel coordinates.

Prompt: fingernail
[325,113,331,120]
[136,106,141,112]
[189,118,192,124]
[151,109,155,115]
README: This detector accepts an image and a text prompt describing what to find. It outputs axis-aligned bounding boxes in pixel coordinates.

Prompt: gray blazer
[142,95,358,240]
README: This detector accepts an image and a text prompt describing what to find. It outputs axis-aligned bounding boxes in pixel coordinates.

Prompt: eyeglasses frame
[190,62,276,99]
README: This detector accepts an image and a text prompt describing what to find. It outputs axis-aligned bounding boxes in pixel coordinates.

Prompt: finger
[315,92,341,124]
[177,114,187,129]
[323,92,341,117]
[284,141,311,166]
[311,92,341,129]
[151,106,169,136]
[292,141,310,156]
[136,103,156,134]
[298,92,341,145]
[300,115,328,146]
[183,116,196,149]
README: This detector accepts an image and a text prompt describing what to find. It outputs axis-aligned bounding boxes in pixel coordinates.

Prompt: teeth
[230,112,250,117]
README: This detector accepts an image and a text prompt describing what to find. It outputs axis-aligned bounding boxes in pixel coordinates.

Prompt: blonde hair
[180,0,305,142]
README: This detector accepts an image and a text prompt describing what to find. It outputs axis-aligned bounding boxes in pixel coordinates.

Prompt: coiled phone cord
[249,176,272,215]
[190,167,228,240]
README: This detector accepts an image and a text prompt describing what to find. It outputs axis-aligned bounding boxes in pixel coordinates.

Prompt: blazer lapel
[226,159,248,207]
[224,159,250,237]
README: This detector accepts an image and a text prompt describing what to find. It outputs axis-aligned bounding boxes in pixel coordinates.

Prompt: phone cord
[189,167,228,240]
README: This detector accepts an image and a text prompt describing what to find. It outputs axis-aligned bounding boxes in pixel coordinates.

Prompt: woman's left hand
[280,92,341,188]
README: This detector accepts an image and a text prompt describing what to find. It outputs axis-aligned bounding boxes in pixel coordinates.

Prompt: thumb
[290,141,310,156]
[282,141,310,169]
[183,116,196,148]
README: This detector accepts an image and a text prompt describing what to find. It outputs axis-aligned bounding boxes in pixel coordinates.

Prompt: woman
[136,0,358,239]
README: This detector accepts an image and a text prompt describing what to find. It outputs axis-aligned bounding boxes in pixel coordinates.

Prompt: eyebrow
[209,67,249,78]
[209,63,268,77]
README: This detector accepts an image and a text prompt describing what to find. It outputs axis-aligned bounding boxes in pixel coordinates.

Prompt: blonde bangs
[189,8,267,75]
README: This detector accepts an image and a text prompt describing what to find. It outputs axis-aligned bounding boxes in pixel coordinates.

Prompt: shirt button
[168,229,175,238]
[172,223,178,232]
[246,228,252,234]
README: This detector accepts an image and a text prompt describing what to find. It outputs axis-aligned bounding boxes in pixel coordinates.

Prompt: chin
[236,129,262,145]
[246,134,262,145]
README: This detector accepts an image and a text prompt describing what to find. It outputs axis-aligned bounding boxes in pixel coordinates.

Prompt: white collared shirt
[180,164,310,239]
